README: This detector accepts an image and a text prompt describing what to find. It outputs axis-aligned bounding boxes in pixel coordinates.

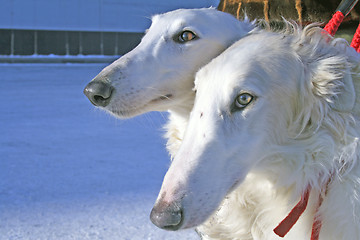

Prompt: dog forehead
[152,9,208,27]
[195,37,270,91]
[194,33,298,103]
[149,16,182,34]
[151,8,233,35]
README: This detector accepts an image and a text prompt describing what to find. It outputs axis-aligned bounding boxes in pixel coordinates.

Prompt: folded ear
[350,64,360,116]
[311,56,357,113]
[331,69,356,112]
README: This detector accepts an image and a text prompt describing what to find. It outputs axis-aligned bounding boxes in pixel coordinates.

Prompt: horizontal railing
[0,29,143,56]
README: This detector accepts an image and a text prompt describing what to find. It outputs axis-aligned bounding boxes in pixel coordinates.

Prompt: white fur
[153,23,360,239]
[90,8,254,155]
[87,9,255,238]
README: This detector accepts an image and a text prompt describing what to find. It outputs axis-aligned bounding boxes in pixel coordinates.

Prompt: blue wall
[0,0,219,32]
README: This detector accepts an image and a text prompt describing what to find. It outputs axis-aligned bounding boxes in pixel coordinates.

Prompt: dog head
[150,23,360,230]
[84,8,254,118]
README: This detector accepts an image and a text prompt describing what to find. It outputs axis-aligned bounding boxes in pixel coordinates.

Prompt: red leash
[323,0,360,52]
[350,23,360,51]
[324,11,345,36]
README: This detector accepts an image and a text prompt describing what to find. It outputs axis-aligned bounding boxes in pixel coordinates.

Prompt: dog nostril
[150,202,183,231]
[83,80,114,107]
[94,95,107,103]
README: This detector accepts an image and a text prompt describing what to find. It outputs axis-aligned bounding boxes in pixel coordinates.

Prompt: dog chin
[113,110,143,119]
[106,107,143,119]
[180,213,213,230]
[107,95,174,118]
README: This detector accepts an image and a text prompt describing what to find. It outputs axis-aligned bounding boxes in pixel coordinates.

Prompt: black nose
[150,201,183,231]
[83,81,114,107]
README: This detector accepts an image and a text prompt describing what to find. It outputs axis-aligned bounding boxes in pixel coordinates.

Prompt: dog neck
[164,93,195,158]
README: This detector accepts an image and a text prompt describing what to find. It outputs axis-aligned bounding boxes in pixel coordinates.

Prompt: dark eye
[234,93,254,110]
[175,30,197,43]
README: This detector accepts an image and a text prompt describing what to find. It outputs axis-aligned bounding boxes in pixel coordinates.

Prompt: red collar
[273,184,325,240]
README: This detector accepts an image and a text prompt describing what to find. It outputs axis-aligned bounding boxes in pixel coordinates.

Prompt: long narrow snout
[83,80,114,107]
[150,99,258,231]
[149,132,228,231]
[150,199,183,231]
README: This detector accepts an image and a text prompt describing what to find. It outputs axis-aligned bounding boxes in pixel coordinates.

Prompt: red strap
[351,23,360,52]
[273,187,311,237]
[310,193,323,240]
[311,212,322,240]
[324,11,345,36]
[323,1,360,52]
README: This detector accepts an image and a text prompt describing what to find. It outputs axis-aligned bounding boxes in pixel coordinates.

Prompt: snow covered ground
[0,63,198,240]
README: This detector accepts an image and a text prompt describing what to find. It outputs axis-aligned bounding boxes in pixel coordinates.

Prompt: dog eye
[234,93,254,110]
[175,30,197,43]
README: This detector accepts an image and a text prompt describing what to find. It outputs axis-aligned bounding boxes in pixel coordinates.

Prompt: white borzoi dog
[150,23,360,240]
[83,8,255,156]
